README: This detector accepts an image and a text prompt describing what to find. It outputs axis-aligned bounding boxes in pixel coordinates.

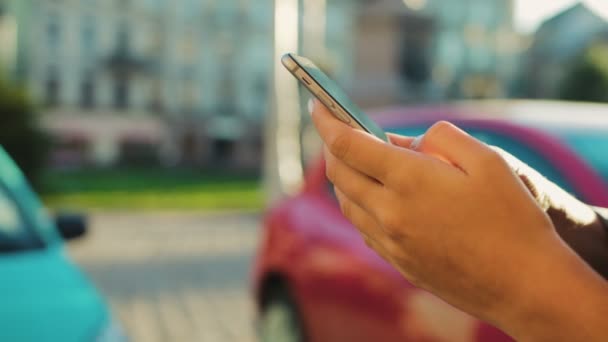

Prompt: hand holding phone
[281,53,389,142]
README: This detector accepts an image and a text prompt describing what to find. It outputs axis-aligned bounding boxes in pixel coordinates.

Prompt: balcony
[104,47,150,76]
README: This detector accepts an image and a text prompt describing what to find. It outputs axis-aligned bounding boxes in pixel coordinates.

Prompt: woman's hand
[310,100,608,341]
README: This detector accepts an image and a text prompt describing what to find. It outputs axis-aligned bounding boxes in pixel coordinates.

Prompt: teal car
[0,147,126,342]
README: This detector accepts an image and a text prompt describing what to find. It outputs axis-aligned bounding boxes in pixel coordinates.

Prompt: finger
[311,99,432,183]
[335,189,416,281]
[414,121,494,173]
[312,100,459,188]
[324,146,385,211]
[334,188,386,250]
[387,133,416,149]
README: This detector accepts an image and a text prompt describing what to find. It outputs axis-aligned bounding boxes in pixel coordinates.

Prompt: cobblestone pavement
[68,211,261,342]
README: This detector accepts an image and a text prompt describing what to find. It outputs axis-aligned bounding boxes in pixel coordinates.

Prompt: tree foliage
[0,77,48,189]
[559,43,608,103]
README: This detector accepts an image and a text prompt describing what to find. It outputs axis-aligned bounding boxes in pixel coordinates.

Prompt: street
[67,211,260,342]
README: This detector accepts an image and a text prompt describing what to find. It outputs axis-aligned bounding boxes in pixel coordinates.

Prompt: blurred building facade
[7,0,275,168]
[4,0,527,169]
[3,0,359,170]
[351,0,524,108]
[522,3,608,99]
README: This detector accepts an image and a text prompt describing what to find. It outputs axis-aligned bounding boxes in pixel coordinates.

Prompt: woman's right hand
[311,99,608,341]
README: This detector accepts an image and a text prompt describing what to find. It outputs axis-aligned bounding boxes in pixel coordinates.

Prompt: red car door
[289,190,413,341]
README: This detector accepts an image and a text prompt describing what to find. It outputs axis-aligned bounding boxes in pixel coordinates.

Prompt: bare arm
[504,239,608,341]
[492,146,608,279]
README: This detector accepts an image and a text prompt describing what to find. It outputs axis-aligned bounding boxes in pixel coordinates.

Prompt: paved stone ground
[67,211,261,342]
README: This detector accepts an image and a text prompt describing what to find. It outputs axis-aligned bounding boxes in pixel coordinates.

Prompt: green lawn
[41,169,263,211]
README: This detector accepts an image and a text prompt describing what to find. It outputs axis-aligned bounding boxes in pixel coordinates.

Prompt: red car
[253,101,608,342]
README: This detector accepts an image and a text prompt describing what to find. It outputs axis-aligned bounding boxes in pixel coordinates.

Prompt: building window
[46,16,61,56]
[116,24,130,53]
[148,80,163,113]
[80,74,95,109]
[46,68,61,107]
[399,16,434,84]
[217,65,235,115]
[252,76,268,117]
[113,75,129,109]
[212,138,235,165]
[181,79,198,113]
[81,18,97,60]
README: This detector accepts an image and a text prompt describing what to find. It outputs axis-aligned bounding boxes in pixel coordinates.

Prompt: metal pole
[264,0,304,206]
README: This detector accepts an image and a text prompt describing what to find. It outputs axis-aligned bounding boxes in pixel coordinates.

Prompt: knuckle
[325,162,337,183]
[339,197,352,218]
[329,133,352,160]
[386,226,407,241]
[425,121,453,142]
[389,165,418,190]
[477,148,505,170]
[378,209,401,231]
[381,159,400,184]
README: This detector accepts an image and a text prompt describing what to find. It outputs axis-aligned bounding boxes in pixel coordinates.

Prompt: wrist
[550,206,608,278]
[501,236,608,341]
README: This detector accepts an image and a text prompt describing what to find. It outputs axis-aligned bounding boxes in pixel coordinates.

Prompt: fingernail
[410,134,424,150]
[307,98,314,115]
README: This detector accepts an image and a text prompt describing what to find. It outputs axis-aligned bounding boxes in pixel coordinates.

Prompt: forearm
[502,238,608,341]
[498,144,608,278]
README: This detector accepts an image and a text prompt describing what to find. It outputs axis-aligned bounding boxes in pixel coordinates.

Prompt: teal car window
[0,186,44,253]
[389,126,577,196]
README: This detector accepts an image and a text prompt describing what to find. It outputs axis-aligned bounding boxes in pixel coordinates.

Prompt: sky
[515,0,608,33]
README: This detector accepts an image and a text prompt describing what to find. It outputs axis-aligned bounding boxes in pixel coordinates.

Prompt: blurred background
[0,0,607,341]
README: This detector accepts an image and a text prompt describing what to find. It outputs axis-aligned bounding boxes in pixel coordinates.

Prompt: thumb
[413,121,492,173]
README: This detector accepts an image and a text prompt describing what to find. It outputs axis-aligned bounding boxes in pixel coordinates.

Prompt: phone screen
[285,53,388,142]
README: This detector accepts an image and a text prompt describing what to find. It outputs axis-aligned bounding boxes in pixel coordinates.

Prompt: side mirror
[55,213,88,241]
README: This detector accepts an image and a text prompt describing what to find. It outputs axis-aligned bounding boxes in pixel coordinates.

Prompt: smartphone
[281,53,388,142]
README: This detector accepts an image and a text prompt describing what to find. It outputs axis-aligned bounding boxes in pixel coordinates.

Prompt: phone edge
[281,53,298,72]
[281,53,376,138]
